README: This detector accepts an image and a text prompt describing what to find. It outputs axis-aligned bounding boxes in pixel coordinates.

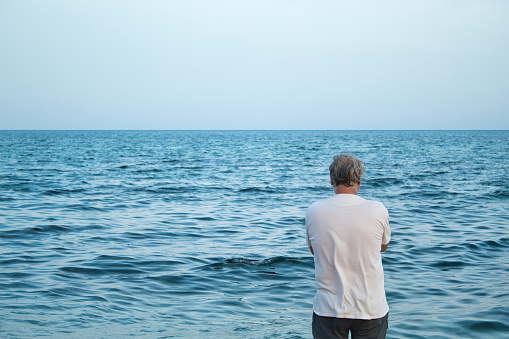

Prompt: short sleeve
[381,207,391,245]
[305,208,312,246]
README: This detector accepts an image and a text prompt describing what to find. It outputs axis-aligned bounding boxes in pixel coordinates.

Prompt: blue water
[0,130,508,338]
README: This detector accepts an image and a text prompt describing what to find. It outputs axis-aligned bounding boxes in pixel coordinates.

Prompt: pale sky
[1,0,508,130]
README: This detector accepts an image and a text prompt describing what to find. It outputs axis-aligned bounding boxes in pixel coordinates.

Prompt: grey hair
[329,152,365,187]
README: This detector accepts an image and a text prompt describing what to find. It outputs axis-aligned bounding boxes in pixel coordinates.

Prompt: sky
[1,0,508,130]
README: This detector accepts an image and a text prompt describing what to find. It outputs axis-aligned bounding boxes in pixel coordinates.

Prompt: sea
[0,130,508,338]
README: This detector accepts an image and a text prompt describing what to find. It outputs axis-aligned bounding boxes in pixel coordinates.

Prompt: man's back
[306,193,390,320]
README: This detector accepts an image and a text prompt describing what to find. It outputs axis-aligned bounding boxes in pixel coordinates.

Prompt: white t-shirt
[306,194,390,320]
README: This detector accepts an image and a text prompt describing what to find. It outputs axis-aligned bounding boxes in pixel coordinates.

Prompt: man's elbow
[381,243,389,252]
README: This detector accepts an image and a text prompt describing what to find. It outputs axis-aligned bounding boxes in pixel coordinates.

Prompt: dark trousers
[312,312,388,339]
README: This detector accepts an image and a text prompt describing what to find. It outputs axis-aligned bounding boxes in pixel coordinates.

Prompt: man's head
[329,152,364,188]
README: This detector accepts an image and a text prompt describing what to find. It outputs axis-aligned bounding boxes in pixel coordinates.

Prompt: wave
[238,187,279,193]
[42,188,87,196]
[486,189,509,198]
[0,224,72,239]
[202,256,314,270]
[457,319,509,333]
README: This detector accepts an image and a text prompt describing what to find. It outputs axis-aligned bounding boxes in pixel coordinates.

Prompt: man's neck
[333,184,359,195]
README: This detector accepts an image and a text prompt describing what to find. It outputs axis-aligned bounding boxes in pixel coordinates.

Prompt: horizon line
[1,129,508,132]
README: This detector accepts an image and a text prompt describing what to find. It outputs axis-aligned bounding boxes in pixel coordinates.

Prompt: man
[306,153,390,339]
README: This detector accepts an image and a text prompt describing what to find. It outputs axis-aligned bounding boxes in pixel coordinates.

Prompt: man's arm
[380,206,390,253]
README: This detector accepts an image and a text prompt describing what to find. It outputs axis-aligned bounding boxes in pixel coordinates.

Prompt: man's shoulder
[361,197,386,206]
[306,197,334,214]
[360,198,389,214]
[307,199,324,212]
